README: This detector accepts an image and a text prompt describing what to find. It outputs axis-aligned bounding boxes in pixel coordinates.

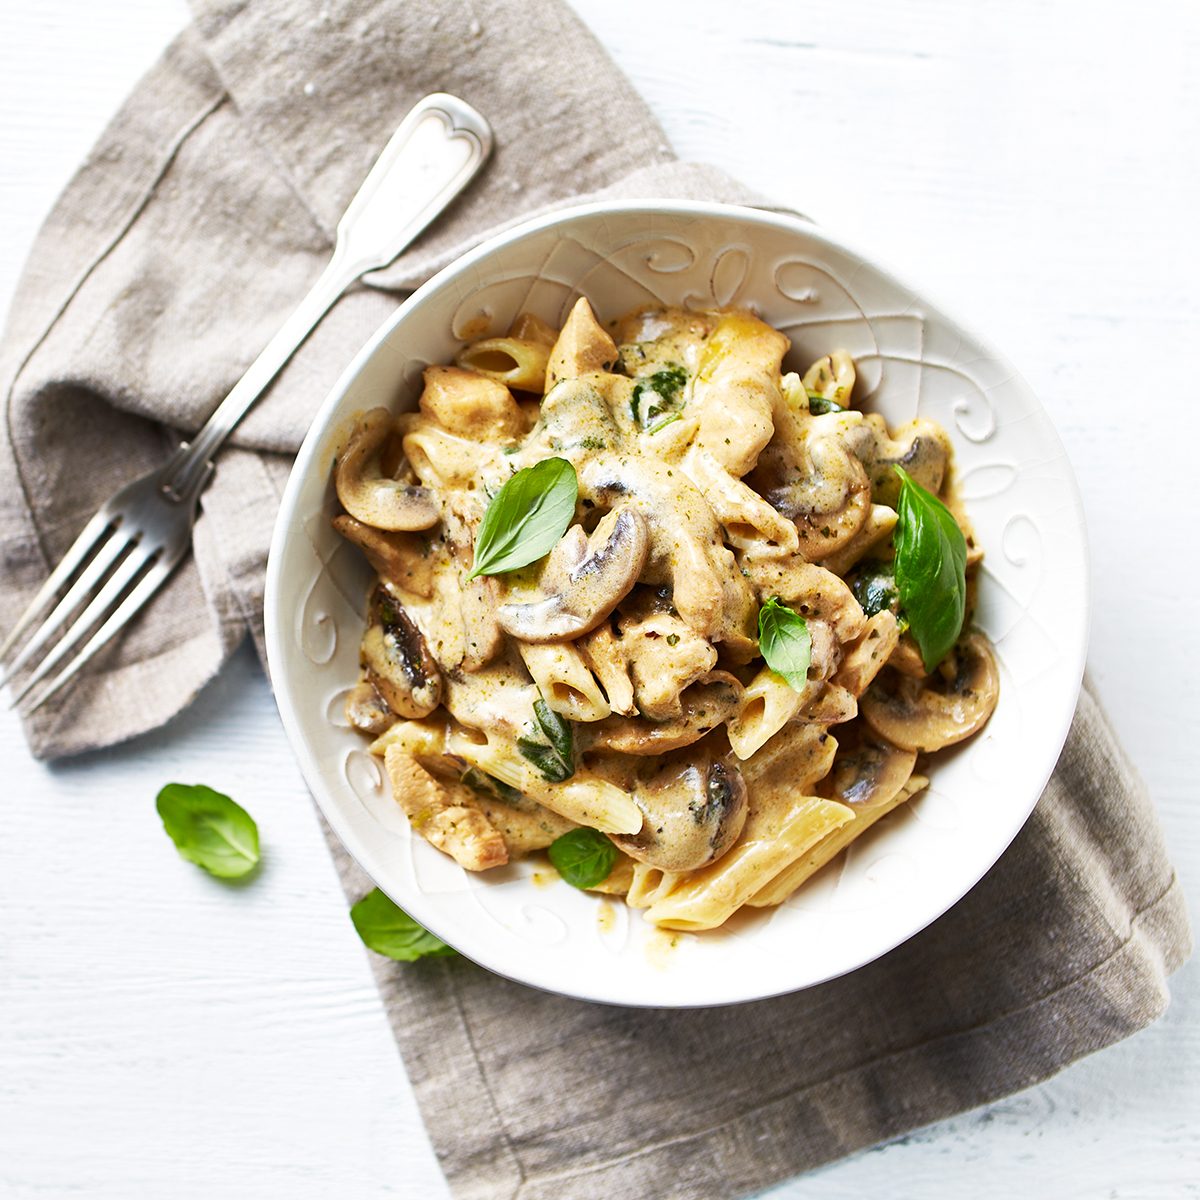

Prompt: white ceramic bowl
[264,201,1088,1007]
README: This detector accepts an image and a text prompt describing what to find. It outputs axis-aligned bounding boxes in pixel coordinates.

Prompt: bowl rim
[264,198,1090,1007]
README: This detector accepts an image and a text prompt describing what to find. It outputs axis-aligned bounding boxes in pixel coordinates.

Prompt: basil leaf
[349,888,456,961]
[516,738,573,783]
[892,465,967,671]
[805,391,845,415]
[517,697,575,782]
[534,698,573,763]
[757,596,812,692]
[548,827,617,889]
[849,559,901,619]
[631,365,687,428]
[156,783,260,879]
[467,457,578,579]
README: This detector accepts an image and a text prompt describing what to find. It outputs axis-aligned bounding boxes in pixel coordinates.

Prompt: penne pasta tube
[518,642,611,722]
[746,774,928,908]
[445,728,643,835]
[456,336,551,393]
[644,794,854,930]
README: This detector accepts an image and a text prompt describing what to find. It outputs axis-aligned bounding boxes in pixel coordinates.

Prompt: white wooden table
[2,2,1197,1196]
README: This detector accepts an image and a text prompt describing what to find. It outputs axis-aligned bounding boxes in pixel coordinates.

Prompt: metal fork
[1,93,492,714]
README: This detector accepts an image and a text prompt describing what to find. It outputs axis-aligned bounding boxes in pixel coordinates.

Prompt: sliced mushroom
[861,632,999,753]
[344,678,394,736]
[335,407,439,531]
[848,414,952,507]
[577,455,757,647]
[739,550,866,642]
[609,748,749,872]
[586,671,743,755]
[332,514,434,598]
[497,508,649,642]
[824,725,918,810]
[764,435,872,560]
[360,587,443,718]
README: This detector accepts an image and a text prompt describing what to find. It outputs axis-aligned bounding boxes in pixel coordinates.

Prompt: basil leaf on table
[757,596,812,692]
[349,888,456,961]
[548,827,617,889]
[155,783,260,879]
[466,457,578,579]
[892,465,968,671]
[517,697,575,782]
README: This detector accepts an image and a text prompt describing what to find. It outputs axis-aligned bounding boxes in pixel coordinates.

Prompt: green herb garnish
[805,389,846,415]
[350,888,456,961]
[548,827,617,889]
[757,597,812,692]
[631,365,687,429]
[467,457,577,579]
[646,413,683,435]
[155,783,260,879]
[516,697,575,782]
[461,766,523,805]
[849,559,901,619]
[892,466,967,671]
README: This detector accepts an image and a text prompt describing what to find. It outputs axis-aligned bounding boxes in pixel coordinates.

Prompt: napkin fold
[0,2,1189,1197]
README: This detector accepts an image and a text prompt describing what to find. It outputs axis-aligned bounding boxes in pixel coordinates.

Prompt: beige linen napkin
[0,2,1189,1197]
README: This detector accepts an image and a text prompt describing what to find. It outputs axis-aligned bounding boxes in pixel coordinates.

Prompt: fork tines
[2,513,168,714]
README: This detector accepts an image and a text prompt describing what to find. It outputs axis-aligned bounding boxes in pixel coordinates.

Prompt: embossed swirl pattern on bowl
[265,202,1088,1007]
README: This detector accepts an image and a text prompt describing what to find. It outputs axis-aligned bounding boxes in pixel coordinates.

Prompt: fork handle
[162,93,492,501]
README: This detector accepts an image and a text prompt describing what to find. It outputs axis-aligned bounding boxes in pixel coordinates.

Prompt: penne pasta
[644,793,854,930]
[518,642,611,722]
[456,336,551,393]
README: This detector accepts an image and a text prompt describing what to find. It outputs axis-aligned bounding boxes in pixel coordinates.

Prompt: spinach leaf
[757,596,812,692]
[892,466,967,671]
[631,365,687,429]
[156,783,260,879]
[548,827,617,889]
[849,559,901,619]
[467,457,577,579]
[516,697,575,782]
[350,888,456,961]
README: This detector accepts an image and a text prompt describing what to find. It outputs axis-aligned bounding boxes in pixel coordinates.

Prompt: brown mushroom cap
[860,632,999,753]
[497,508,649,642]
[824,725,917,812]
[586,671,743,756]
[344,678,394,736]
[332,514,434,598]
[335,407,439,531]
[610,748,749,872]
[764,436,872,561]
[850,415,952,507]
[360,588,443,718]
